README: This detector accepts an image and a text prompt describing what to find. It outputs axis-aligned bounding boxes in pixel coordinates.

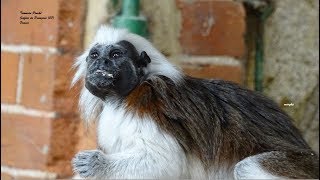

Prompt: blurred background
[1,0,319,179]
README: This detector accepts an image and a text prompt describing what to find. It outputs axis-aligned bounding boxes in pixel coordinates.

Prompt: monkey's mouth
[85,69,116,90]
[94,69,114,78]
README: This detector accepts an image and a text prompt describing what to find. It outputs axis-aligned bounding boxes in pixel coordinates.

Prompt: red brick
[21,54,54,110]
[177,0,246,58]
[53,54,79,113]
[1,173,48,180]
[52,0,86,114]
[1,113,81,177]
[57,0,86,54]
[1,52,20,103]
[1,114,51,170]
[76,123,97,151]
[15,177,47,180]
[1,0,58,46]
[182,63,244,84]
[46,114,80,177]
[1,0,87,178]
[1,173,13,180]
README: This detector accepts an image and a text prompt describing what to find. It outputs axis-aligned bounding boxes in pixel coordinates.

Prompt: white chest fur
[97,102,189,178]
[97,102,174,153]
[97,102,136,153]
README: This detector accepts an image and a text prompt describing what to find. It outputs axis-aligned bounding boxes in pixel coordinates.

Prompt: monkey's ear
[137,51,151,67]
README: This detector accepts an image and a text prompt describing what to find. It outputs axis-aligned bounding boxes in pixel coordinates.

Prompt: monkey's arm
[72,137,188,179]
[72,150,107,178]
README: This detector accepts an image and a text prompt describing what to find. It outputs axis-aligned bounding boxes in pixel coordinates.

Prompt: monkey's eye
[90,51,99,59]
[110,50,123,58]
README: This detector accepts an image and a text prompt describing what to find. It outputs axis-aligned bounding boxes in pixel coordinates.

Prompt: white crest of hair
[97,101,189,178]
[233,152,281,179]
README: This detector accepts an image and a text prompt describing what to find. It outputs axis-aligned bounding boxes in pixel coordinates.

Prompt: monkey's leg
[72,148,188,179]
[233,151,319,179]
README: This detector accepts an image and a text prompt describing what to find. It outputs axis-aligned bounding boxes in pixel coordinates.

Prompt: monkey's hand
[72,150,107,178]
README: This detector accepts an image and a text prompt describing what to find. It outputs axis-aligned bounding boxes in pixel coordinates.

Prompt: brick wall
[1,0,247,178]
[175,0,246,84]
[1,0,86,179]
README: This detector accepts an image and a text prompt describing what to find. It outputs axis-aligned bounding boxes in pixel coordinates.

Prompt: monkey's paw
[72,150,107,178]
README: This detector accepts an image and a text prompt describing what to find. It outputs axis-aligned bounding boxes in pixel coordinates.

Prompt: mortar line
[1,43,58,54]
[16,54,24,104]
[1,165,57,179]
[1,103,57,118]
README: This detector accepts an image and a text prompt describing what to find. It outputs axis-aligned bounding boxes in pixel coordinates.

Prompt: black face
[85,40,151,99]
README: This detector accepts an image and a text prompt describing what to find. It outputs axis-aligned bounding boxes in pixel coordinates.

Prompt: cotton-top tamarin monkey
[71,26,319,179]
